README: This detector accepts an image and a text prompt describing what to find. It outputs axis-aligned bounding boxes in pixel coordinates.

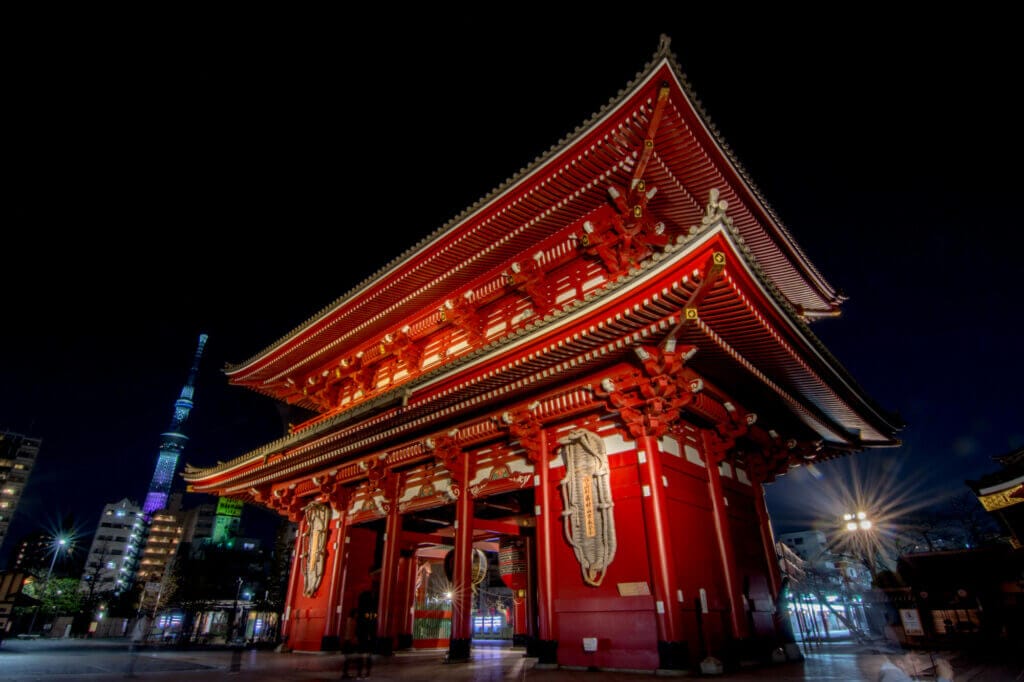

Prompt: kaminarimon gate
[183,35,900,674]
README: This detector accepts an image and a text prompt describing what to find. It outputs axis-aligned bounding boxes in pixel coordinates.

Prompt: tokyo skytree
[142,333,208,517]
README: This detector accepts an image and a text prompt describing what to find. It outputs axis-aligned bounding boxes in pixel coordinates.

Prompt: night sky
[3,14,1021,565]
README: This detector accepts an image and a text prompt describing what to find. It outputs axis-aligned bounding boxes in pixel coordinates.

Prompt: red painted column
[704,434,748,640]
[533,428,558,663]
[281,516,305,642]
[637,433,684,666]
[523,532,536,642]
[400,548,418,646]
[375,477,402,654]
[534,429,554,639]
[752,479,782,601]
[323,488,351,639]
[448,452,474,660]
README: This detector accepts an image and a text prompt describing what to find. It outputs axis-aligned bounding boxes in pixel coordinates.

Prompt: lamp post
[28,536,68,634]
[231,577,243,641]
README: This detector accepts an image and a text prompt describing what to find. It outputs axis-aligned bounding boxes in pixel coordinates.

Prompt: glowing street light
[843,511,872,531]
[843,512,876,582]
[28,535,68,634]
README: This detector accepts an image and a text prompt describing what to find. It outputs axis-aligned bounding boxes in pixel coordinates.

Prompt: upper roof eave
[224,34,844,389]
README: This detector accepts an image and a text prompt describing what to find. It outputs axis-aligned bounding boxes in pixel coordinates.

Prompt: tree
[947,492,1001,547]
[15,577,83,630]
[896,493,1002,556]
[37,577,83,617]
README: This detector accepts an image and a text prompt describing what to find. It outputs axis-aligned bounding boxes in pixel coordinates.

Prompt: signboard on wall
[899,608,925,636]
[216,497,244,517]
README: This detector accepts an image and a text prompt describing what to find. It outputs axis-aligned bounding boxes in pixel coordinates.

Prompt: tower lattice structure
[142,333,208,517]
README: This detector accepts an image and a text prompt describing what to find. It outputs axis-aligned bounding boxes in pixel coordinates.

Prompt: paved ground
[0,637,1020,681]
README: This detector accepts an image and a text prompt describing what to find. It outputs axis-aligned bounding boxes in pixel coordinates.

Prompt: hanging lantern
[443,548,489,593]
[498,537,528,591]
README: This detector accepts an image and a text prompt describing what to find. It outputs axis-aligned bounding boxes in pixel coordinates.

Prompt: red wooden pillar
[522,531,536,645]
[375,474,403,655]
[752,479,782,601]
[504,407,554,662]
[399,548,418,648]
[281,515,305,642]
[702,431,748,641]
[637,433,686,669]
[532,428,558,663]
[323,484,351,640]
[448,451,474,661]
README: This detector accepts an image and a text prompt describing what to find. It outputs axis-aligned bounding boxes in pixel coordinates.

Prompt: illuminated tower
[142,333,208,517]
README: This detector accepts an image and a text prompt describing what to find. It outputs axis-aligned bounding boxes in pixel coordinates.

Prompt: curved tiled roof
[224,35,844,389]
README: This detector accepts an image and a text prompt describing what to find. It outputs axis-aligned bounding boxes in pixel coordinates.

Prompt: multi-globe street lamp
[27,535,68,634]
[843,511,876,582]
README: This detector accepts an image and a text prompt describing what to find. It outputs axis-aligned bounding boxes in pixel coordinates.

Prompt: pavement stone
[1,637,1020,681]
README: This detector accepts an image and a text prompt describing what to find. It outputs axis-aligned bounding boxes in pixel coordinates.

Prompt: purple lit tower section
[142,333,208,517]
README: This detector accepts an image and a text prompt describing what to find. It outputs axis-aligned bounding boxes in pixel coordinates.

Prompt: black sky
[3,12,1022,562]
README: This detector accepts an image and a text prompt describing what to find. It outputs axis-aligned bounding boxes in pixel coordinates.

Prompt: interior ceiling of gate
[399,488,534,559]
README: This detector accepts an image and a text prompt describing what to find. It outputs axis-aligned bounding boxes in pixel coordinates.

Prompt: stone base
[657,639,688,670]
[784,643,804,661]
[536,638,558,665]
[700,656,724,675]
[373,636,393,656]
[445,637,471,663]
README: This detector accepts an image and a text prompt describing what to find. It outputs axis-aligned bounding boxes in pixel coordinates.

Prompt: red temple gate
[184,35,900,674]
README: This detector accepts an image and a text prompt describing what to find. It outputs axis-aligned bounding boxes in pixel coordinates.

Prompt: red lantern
[498,537,527,591]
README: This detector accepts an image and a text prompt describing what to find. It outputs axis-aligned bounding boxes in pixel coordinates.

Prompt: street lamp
[28,535,68,634]
[843,512,876,582]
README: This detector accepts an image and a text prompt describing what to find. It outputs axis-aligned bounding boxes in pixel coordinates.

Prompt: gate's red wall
[724,475,776,639]
[546,446,659,671]
[663,447,731,664]
[339,525,380,644]
[285,516,344,651]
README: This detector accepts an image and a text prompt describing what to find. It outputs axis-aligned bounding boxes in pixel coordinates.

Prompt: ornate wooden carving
[361,456,385,493]
[575,85,673,279]
[425,432,471,494]
[500,405,544,464]
[595,345,699,438]
[248,485,272,506]
[268,485,303,522]
[504,254,551,310]
[312,471,351,514]
[439,294,485,344]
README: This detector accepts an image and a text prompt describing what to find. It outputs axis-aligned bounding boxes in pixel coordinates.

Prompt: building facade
[0,431,40,561]
[136,507,185,615]
[79,498,145,599]
[777,531,832,571]
[183,37,901,673]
